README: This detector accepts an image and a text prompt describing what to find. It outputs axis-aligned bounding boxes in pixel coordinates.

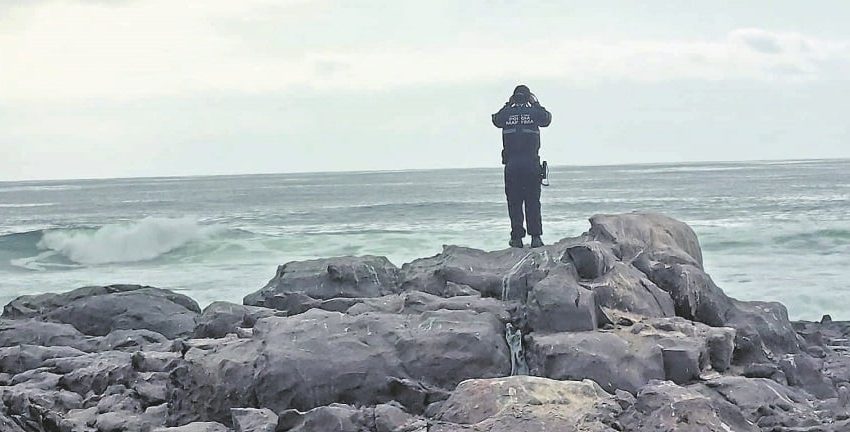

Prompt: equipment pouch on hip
[540,161,549,187]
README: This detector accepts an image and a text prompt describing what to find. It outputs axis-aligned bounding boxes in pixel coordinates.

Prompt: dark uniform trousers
[504,159,542,240]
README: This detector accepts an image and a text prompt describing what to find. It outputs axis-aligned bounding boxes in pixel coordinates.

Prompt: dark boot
[509,238,524,248]
[530,236,544,248]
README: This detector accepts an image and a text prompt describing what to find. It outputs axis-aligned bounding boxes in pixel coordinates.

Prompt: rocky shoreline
[1,213,848,431]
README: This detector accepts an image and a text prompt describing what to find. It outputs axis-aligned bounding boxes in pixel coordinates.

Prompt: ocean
[0,159,847,320]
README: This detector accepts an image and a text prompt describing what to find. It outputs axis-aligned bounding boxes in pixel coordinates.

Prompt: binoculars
[509,92,539,106]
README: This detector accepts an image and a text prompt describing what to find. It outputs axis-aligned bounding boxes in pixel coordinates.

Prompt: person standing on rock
[492,84,552,248]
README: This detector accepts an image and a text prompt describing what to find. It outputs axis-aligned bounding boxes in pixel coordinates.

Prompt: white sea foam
[37,217,217,265]
[0,203,56,208]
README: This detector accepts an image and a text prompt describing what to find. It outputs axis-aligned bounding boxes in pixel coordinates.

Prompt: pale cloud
[1,1,849,102]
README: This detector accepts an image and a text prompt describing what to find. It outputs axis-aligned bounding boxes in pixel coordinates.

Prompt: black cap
[513,85,530,96]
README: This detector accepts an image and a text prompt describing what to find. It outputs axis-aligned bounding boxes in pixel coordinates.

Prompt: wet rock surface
[1,212,848,431]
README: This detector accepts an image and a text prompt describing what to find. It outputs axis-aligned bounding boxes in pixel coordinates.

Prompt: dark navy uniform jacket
[492,103,552,165]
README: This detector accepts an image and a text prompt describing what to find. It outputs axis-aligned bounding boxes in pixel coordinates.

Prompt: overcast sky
[2,0,849,181]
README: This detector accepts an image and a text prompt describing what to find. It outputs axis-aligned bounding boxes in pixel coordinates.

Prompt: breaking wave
[36,217,219,265]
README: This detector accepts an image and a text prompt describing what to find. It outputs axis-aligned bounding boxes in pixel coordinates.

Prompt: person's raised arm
[492,102,511,128]
[531,99,552,127]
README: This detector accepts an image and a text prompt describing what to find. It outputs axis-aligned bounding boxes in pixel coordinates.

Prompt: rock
[374,402,426,432]
[647,263,734,327]
[96,329,172,352]
[230,407,277,432]
[343,291,511,322]
[279,402,425,432]
[168,336,262,425]
[565,241,616,279]
[643,316,736,373]
[588,212,704,268]
[0,384,83,431]
[3,285,200,338]
[277,404,373,432]
[58,406,98,432]
[780,353,837,399]
[0,319,97,352]
[399,245,549,300]
[153,422,232,432]
[527,331,664,394]
[619,381,756,431]
[434,376,620,431]
[0,410,27,432]
[661,347,701,384]
[194,302,277,338]
[528,316,735,393]
[243,256,400,307]
[743,362,785,379]
[526,265,601,332]
[4,284,199,318]
[0,344,85,374]
[648,263,800,364]
[134,372,170,405]
[47,351,135,395]
[697,376,823,429]
[586,213,801,365]
[580,262,675,318]
[252,308,509,414]
[132,351,182,373]
[724,298,800,364]
[8,368,62,389]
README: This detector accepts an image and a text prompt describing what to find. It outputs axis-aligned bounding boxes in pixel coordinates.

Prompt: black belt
[503,128,540,135]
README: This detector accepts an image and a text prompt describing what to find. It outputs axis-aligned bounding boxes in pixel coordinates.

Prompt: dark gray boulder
[277,403,369,432]
[399,245,550,300]
[45,351,135,396]
[0,345,85,374]
[0,379,84,432]
[169,306,509,424]
[194,302,278,338]
[779,353,837,399]
[168,336,262,426]
[230,408,277,432]
[725,298,801,364]
[588,212,704,268]
[695,376,824,429]
[3,284,200,319]
[619,381,756,432]
[585,213,801,365]
[262,290,503,320]
[154,422,231,432]
[433,376,620,431]
[651,264,800,364]
[526,265,601,332]
[564,240,617,280]
[3,285,201,339]
[0,319,97,352]
[96,329,173,352]
[252,308,509,414]
[647,264,733,326]
[528,315,736,393]
[243,256,400,308]
[527,331,665,394]
[278,402,425,432]
[579,262,675,318]
[343,291,510,322]
[132,351,182,373]
[0,410,27,432]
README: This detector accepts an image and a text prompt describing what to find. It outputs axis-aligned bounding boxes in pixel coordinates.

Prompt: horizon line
[2,156,848,184]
